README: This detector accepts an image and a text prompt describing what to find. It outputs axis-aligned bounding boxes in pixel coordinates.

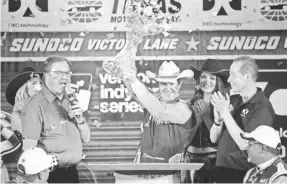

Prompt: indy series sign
[1,30,287,61]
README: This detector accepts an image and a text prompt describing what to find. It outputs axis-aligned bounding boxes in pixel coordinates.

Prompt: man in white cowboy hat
[121,61,194,166]
[241,125,287,183]
[11,147,58,183]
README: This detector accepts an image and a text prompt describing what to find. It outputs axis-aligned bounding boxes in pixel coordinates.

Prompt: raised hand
[211,91,230,115]
[193,99,210,116]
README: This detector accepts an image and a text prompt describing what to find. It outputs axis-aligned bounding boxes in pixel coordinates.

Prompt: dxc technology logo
[203,0,242,16]
[8,0,48,17]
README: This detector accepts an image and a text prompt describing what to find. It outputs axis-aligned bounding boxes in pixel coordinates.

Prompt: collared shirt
[243,156,287,183]
[216,88,275,170]
[21,85,83,166]
[257,156,279,171]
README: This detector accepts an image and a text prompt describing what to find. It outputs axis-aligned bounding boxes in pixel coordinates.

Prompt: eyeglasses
[248,141,262,147]
[48,71,72,78]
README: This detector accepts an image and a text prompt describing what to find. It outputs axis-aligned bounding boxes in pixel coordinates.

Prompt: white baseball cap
[17,148,58,175]
[241,125,281,150]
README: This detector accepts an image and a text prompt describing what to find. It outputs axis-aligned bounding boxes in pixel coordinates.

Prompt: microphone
[65,84,83,123]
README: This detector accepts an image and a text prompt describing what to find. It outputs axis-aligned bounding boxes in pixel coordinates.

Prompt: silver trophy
[102,0,170,79]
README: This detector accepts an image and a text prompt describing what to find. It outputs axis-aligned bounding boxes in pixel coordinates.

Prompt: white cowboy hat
[146,61,194,83]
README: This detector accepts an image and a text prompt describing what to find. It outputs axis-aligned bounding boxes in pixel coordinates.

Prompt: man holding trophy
[102,0,195,181]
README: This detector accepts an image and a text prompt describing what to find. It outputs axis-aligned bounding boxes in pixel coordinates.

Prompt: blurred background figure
[11,147,58,183]
[5,67,43,133]
[1,111,22,182]
[241,125,287,184]
[180,59,229,183]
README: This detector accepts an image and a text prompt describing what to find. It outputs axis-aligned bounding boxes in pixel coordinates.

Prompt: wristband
[214,121,223,126]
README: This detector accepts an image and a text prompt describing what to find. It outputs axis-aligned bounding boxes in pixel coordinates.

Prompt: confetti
[1,32,7,47]
[113,26,118,31]
[79,32,86,37]
[40,32,45,37]
[60,17,67,25]
[278,62,283,66]
[246,20,252,23]
[84,30,89,35]
[91,83,98,90]
[186,13,189,17]
[162,31,170,37]
[2,0,7,5]
[67,19,73,24]
[93,105,100,110]
[253,8,256,13]
[139,59,144,65]
[243,6,247,9]
[60,120,69,124]
[60,39,66,44]
[68,33,72,38]
[106,33,115,39]
[11,15,15,19]
[212,12,217,16]
[51,125,57,130]
[188,30,193,33]
[93,120,101,127]
[81,155,87,159]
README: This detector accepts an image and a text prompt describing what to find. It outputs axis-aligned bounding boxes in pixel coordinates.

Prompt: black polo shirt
[216,88,275,170]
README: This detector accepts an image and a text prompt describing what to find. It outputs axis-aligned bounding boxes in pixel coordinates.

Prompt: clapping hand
[192,99,210,117]
[211,91,230,115]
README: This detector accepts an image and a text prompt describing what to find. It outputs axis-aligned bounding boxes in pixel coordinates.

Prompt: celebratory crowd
[1,34,287,184]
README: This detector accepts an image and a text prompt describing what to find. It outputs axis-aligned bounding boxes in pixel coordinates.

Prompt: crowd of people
[0,33,286,183]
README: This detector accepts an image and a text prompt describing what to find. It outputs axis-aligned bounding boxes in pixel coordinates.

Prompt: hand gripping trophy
[102,0,170,79]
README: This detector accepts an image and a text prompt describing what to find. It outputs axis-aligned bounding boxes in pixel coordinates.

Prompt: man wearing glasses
[11,147,58,184]
[241,126,287,184]
[21,56,90,183]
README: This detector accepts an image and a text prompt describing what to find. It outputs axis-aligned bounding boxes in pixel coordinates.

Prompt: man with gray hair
[241,125,287,183]
[21,56,90,183]
[210,56,275,182]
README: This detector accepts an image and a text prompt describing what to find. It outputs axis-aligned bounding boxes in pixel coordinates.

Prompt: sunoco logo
[66,0,103,23]
[260,0,287,22]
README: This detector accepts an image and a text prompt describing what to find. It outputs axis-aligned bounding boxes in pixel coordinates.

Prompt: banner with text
[1,0,287,32]
[1,30,287,62]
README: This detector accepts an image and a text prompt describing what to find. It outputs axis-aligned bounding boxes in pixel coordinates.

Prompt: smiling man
[21,56,90,183]
[241,125,287,184]
[210,56,275,183]
[122,61,194,167]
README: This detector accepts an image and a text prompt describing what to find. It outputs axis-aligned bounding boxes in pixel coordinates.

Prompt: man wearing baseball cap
[11,148,58,183]
[241,125,287,183]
